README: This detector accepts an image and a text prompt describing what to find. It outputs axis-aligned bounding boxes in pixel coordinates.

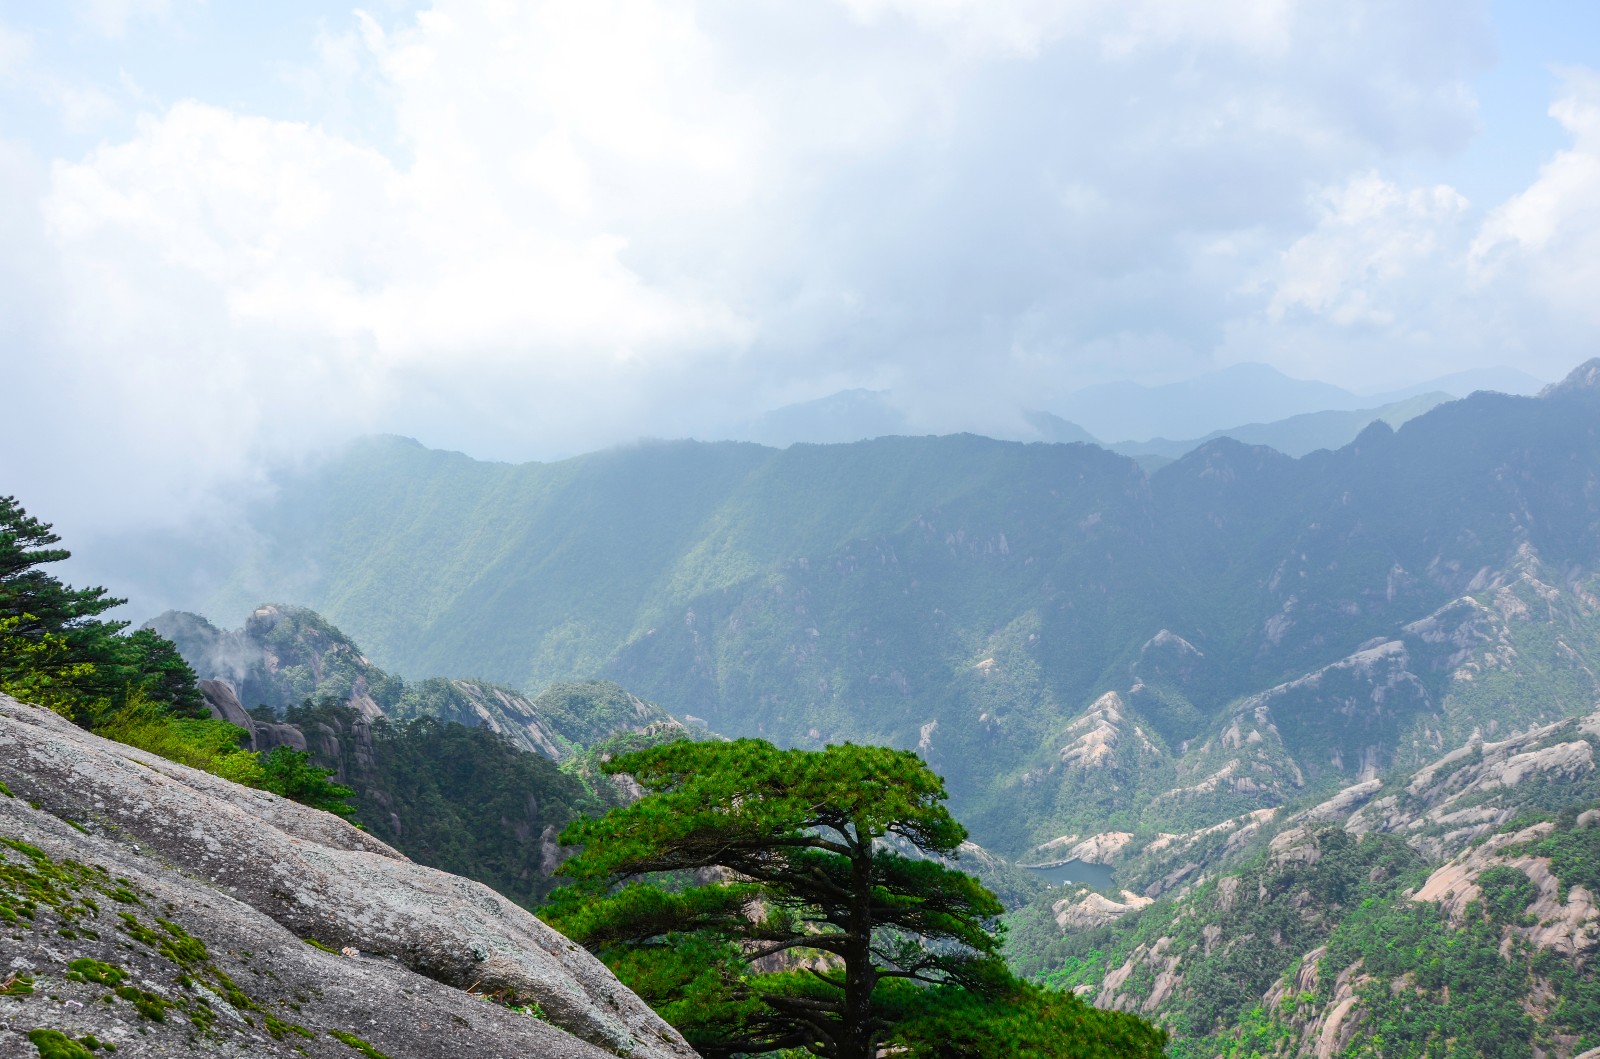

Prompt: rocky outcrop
[1063,832,1134,865]
[0,795,626,1059]
[1059,693,1127,769]
[198,678,309,755]
[1023,831,1135,871]
[1541,356,1600,399]
[1096,937,1182,1015]
[1414,822,1600,958]
[433,679,570,759]
[1052,889,1153,930]
[0,694,696,1059]
[1292,779,1383,825]
[1347,709,1600,860]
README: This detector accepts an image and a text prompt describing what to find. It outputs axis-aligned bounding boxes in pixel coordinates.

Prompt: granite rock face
[0,694,697,1059]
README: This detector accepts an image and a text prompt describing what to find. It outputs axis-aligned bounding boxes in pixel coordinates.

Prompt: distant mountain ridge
[145,604,689,906]
[716,362,1542,458]
[105,359,1600,1059]
[1106,391,1453,461]
[124,359,1600,867]
[1060,362,1368,442]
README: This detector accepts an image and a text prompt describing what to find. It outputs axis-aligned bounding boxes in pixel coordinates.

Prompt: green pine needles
[547,738,1165,1059]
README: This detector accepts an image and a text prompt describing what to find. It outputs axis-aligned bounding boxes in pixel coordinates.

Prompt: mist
[3,2,1600,584]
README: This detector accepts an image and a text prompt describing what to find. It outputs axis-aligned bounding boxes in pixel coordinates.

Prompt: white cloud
[1471,68,1600,324]
[74,0,177,38]
[833,0,1295,59]
[1224,66,1600,390]
[8,0,1588,546]
[0,22,32,74]
[1269,172,1470,328]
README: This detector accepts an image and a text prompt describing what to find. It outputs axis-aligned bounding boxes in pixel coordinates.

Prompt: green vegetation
[1008,811,1600,1058]
[885,981,1170,1059]
[256,745,358,818]
[154,385,1600,856]
[1,496,204,722]
[89,691,265,786]
[270,696,607,906]
[0,497,353,818]
[26,1029,105,1059]
[328,1029,393,1059]
[0,838,300,1042]
[11,381,1600,1056]
[521,679,668,749]
[66,958,128,987]
[1506,803,1600,900]
[549,737,1165,1059]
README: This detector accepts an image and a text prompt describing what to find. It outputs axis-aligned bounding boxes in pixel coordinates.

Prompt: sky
[3,0,1600,542]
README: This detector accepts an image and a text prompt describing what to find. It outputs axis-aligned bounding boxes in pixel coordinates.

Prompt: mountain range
[709,362,1547,455]
[105,358,1600,1055]
[115,361,1600,857]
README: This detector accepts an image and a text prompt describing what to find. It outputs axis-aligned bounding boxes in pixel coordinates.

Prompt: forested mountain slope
[143,605,686,905]
[139,360,1600,858]
[1002,699,1600,1057]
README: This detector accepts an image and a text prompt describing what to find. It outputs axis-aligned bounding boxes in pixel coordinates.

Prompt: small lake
[1025,858,1117,891]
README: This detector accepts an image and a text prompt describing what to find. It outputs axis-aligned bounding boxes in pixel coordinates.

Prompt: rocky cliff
[149,607,680,761]
[1006,702,1600,1056]
[0,694,696,1059]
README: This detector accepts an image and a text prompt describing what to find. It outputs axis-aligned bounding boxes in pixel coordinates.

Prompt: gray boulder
[0,693,697,1059]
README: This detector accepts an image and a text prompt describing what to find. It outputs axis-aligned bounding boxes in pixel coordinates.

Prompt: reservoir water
[1026,858,1116,891]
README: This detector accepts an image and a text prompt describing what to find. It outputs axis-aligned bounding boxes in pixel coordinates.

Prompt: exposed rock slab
[1052,889,1153,930]
[0,795,620,1059]
[0,695,696,1059]
[1414,822,1599,958]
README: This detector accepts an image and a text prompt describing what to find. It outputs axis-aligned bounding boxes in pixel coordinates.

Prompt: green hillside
[1003,703,1600,1057]
[145,362,1600,859]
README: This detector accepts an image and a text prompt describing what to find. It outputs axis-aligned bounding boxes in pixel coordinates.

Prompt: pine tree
[0,495,201,719]
[547,737,1166,1059]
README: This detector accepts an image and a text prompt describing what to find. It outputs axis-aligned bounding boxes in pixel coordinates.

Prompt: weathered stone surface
[0,796,620,1058]
[1414,823,1600,958]
[1343,708,1600,861]
[1293,779,1383,825]
[1095,937,1180,1015]
[0,695,696,1059]
[1059,693,1129,769]
[1051,889,1152,931]
[198,679,254,732]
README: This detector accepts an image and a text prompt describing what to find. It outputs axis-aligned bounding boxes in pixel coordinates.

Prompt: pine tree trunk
[840,821,878,1059]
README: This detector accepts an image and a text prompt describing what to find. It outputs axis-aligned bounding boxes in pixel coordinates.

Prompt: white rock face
[1026,831,1135,867]
[1414,822,1600,959]
[1345,708,1600,858]
[1059,692,1128,768]
[0,694,697,1059]
[1293,779,1384,825]
[1064,832,1136,865]
[1052,889,1153,930]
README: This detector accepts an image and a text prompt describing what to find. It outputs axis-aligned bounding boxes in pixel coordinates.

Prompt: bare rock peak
[1540,356,1600,397]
